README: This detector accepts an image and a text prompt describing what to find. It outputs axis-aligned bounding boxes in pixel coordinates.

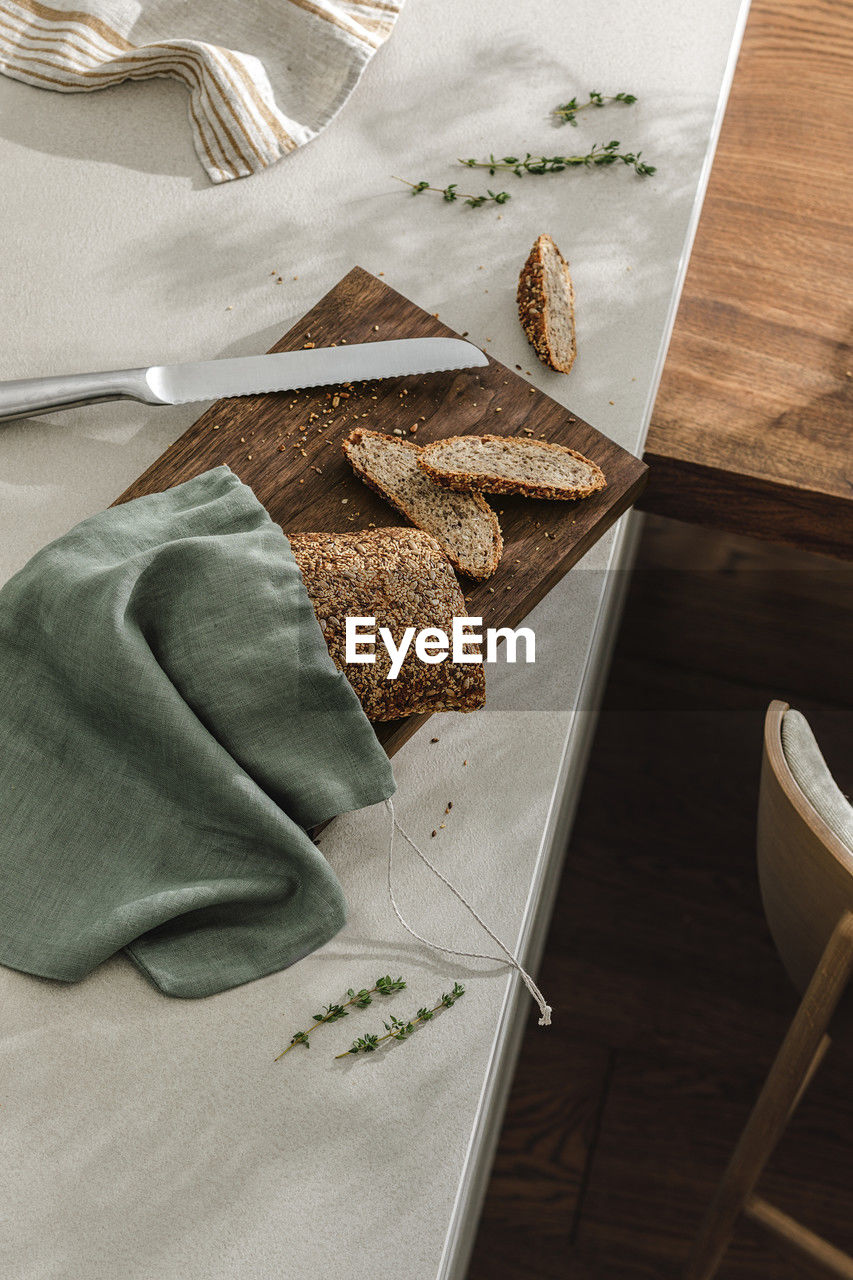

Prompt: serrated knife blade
[0,338,489,424]
[146,338,487,403]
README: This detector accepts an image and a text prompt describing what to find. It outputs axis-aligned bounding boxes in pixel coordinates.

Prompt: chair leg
[743,1196,853,1279]
[683,915,853,1280]
[787,1033,831,1123]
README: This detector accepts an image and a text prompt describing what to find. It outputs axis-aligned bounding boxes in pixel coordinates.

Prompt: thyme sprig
[552,89,637,126]
[276,974,406,1059]
[459,141,656,178]
[336,982,465,1058]
[393,89,654,209]
[393,177,511,208]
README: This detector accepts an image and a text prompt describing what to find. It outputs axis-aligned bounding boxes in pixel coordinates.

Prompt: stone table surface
[0,2,748,1276]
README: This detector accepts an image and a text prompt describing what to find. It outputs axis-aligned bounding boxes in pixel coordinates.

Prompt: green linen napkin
[0,467,395,997]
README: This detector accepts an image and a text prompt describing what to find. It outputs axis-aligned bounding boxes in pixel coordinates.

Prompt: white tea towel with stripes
[0,0,404,183]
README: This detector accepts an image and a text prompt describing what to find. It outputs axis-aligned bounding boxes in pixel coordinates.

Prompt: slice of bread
[517,233,577,373]
[417,434,606,501]
[342,428,503,579]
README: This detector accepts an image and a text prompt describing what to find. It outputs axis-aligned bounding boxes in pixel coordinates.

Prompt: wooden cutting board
[116,267,647,756]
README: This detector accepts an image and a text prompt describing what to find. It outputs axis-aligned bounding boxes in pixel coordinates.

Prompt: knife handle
[0,368,161,423]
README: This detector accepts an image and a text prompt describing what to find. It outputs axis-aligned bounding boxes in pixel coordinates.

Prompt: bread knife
[0,338,488,423]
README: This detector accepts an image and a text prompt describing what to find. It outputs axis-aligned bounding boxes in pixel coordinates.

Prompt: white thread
[385,798,552,1026]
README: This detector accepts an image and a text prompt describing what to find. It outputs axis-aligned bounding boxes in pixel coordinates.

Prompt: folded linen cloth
[0,0,403,183]
[0,466,395,997]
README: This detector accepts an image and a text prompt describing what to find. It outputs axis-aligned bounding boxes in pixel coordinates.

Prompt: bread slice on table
[517,233,577,373]
[417,434,606,501]
[289,528,485,720]
[342,428,502,579]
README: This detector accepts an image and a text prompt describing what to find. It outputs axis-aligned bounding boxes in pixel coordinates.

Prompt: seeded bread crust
[417,434,606,501]
[342,428,503,580]
[517,233,577,373]
[288,528,485,720]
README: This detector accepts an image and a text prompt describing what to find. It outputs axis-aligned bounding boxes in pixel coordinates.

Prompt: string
[385,798,552,1027]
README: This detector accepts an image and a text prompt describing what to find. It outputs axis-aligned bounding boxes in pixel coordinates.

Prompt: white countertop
[0,2,748,1277]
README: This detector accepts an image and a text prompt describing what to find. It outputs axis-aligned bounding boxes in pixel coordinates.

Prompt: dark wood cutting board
[116,267,647,756]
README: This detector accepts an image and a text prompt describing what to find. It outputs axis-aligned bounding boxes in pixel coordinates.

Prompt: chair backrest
[757,700,853,994]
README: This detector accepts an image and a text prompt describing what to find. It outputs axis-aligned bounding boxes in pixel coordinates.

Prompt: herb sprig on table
[459,141,655,178]
[552,89,638,126]
[336,982,465,1058]
[393,178,511,208]
[395,90,655,208]
[276,974,407,1058]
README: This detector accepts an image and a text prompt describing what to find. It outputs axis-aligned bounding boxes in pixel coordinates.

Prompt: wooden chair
[684,700,853,1280]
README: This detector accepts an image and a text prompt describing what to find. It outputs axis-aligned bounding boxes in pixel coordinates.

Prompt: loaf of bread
[288,528,485,720]
[342,428,502,580]
[418,434,606,500]
[517,233,577,373]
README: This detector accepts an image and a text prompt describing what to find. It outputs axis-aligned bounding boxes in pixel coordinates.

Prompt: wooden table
[643,0,853,560]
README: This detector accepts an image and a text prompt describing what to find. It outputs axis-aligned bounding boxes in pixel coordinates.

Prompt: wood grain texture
[642,0,853,559]
[115,266,647,756]
[467,517,853,1280]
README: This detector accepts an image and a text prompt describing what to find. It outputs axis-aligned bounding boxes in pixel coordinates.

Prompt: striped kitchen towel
[0,0,403,183]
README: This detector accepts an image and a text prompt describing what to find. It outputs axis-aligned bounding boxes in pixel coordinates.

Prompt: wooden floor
[467,514,853,1280]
